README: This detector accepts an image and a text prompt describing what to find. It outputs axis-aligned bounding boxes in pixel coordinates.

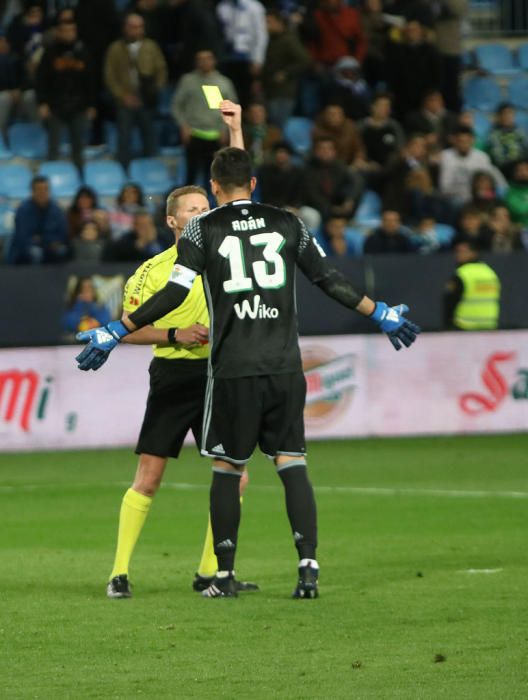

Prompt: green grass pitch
[1,435,527,699]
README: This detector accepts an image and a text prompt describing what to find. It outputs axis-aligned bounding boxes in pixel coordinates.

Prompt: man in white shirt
[216,0,268,107]
[439,125,507,206]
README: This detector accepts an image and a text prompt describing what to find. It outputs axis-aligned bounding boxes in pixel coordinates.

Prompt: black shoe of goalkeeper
[193,573,259,593]
[201,574,238,598]
[107,574,132,599]
[292,562,319,599]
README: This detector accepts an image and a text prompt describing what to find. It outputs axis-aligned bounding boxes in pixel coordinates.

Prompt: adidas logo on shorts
[212,443,225,454]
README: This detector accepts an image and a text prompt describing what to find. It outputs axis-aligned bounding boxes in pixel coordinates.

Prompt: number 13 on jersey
[219,232,286,293]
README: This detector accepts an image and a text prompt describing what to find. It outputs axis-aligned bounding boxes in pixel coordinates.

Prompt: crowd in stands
[1,0,528,265]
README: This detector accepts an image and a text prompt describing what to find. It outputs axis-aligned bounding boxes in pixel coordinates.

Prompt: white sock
[216,570,234,579]
[299,558,319,569]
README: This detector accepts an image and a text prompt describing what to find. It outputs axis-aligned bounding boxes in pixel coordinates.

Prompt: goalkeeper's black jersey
[176,199,330,379]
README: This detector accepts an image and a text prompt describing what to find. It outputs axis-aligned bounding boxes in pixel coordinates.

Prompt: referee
[107,102,257,598]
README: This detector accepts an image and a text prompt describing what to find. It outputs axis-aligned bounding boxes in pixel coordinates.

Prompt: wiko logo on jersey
[234,294,279,320]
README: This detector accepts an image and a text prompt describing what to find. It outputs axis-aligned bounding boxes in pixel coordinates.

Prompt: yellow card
[202,85,223,109]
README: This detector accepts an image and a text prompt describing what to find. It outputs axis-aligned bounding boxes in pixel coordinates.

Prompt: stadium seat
[38,161,81,199]
[155,119,181,157]
[8,122,48,159]
[283,117,313,156]
[474,44,520,76]
[0,163,32,199]
[0,202,15,237]
[514,110,528,134]
[354,190,382,226]
[103,121,144,158]
[158,85,175,118]
[85,161,126,197]
[463,77,502,112]
[345,226,365,256]
[471,110,492,139]
[297,79,322,118]
[0,134,12,160]
[174,152,187,186]
[508,76,528,110]
[435,223,455,247]
[128,157,172,196]
[518,43,528,70]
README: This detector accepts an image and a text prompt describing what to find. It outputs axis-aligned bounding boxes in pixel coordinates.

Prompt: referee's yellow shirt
[122,244,209,360]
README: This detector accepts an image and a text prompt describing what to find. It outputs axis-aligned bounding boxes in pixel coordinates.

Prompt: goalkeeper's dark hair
[211,147,252,192]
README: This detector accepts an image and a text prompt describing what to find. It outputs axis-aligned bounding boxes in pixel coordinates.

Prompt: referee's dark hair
[211,147,252,193]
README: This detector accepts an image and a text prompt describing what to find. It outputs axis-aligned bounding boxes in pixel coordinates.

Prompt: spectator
[359,0,391,87]
[411,216,444,254]
[453,204,493,251]
[7,1,46,86]
[488,204,524,254]
[171,49,237,185]
[312,102,363,167]
[470,171,501,219]
[0,1,24,29]
[63,276,111,334]
[323,215,356,256]
[0,27,36,134]
[66,185,108,239]
[256,140,320,232]
[216,0,267,108]
[103,209,166,262]
[383,133,438,223]
[71,220,106,262]
[36,16,96,173]
[308,0,366,70]
[455,110,487,150]
[261,9,310,128]
[163,0,219,81]
[302,136,363,223]
[439,126,507,207]
[322,55,370,121]
[432,0,468,112]
[7,175,69,264]
[506,159,528,227]
[242,101,282,167]
[364,209,413,254]
[127,0,164,44]
[486,103,528,178]
[405,89,457,149]
[360,92,404,191]
[386,19,442,120]
[108,182,145,239]
[104,12,167,166]
[385,0,434,25]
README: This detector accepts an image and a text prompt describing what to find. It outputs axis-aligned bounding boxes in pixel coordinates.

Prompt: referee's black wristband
[168,328,178,344]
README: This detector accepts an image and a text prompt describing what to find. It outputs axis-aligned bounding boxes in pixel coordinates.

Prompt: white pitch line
[0,483,527,500]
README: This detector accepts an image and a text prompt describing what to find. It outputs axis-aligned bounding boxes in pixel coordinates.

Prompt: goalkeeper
[105,101,257,598]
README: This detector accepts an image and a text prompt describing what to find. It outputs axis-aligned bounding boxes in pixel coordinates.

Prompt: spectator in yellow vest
[443,240,501,330]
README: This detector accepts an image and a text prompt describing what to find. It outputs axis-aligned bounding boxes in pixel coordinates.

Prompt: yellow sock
[110,488,152,579]
[197,497,243,578]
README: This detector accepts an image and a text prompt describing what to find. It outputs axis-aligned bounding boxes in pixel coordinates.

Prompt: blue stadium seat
[514,110,528,135]
[158,85,175,118]
[354,190,382,226]
[103,121,144,158]
[0,134,12,160]
[0,202,16,237]
[463,77,502,112]
[283,117,313,156]
[344,226,365,256]
[8,123,48,159]
[435,224,455,247]
[38,161,82,199]
[0,163,32,199]
[471,110,492,139]
[475,44,520,76]
[155,119,181,157]
[174,152,187,186]
[518,43,528,70]
[297,79,322,118]
[508,76,528,110]
[128,157,172,196]
[85,161,126,197]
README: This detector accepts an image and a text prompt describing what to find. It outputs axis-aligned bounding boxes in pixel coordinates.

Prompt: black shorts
[136,358,208,459]
[202,372,307,465]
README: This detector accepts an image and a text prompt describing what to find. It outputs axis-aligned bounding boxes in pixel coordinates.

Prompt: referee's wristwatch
[168,327,178,344]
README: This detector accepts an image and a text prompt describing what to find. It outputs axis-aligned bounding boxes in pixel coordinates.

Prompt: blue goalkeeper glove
[75,320,130,371]
[370,302,421,351]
